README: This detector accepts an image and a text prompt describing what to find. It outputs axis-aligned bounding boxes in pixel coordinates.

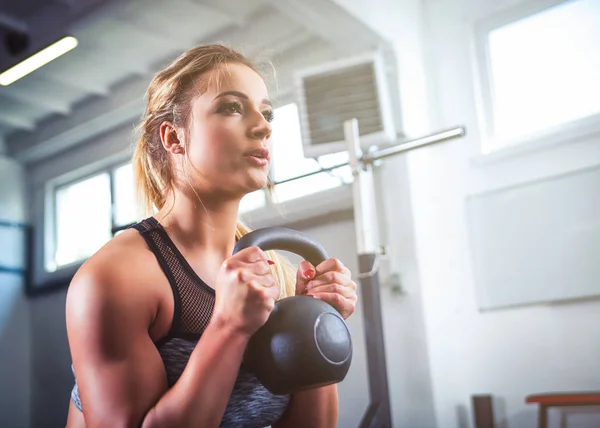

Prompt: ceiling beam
[205,7,307,59]
[194,0,272,25]
[269,29,316,58]
[6,7,320,164]
[0,112,35,132]
[77,49,150,77]
[269,0,385,54]
[7,73,148,164]
[0,85,71,116]
[35,69,111,96]
[10,98,144,164]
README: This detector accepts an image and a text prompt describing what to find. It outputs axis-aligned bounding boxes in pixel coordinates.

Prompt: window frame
[44,160,132,272]
[473,0,600,156]
[44,159,353,276]
[42,101,354,276]
[110,161,140,233]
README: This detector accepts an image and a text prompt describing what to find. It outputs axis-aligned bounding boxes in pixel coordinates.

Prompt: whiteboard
[466,165,600,310]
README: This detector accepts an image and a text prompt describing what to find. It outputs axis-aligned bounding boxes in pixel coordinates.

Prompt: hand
[295,258,357,320]
[212,246,280,336]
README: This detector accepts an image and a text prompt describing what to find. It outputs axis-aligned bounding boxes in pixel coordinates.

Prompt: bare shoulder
[65,229,171,428]
[66,228,163,329]
[79,228,153,282]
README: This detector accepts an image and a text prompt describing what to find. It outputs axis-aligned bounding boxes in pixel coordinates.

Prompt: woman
[65,44,358,428]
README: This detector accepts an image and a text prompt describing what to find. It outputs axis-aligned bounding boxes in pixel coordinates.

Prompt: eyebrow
[214,91,272,107]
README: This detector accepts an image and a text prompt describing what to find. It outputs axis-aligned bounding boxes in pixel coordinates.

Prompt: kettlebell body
[233,227,353,395]
[243,295,353,395]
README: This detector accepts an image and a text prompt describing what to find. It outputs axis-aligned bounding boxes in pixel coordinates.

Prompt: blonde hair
[132,44,296,298]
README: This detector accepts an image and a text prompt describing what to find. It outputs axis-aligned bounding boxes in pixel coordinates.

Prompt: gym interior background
[1,0,599,427]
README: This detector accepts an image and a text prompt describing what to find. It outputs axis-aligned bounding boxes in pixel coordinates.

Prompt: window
[113,163,138,227]
[49,163,140,270]
[240,102,352,211]
[270,103,352,203]
[53,173,112,268]
[239,189,267,213]
[482,0,600,148]
[48,103,352,270]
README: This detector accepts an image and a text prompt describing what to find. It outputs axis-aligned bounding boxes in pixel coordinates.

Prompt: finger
[247,280,277,309]
[234,246,268,264]
[315,258,350,276]
[238,259,274,276]
[246,272,276,289]
[310,292,356,317]
[249,278,281,302]
[307,282,356,298]
[307,271,349,289]
[295,260,315,295]
[265,281,281,301]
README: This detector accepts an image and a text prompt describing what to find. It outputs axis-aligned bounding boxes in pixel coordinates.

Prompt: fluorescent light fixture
[0,36,78,86]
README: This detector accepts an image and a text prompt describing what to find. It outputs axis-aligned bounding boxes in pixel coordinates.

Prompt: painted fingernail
[304,269,315,280]
[268,260,275,265]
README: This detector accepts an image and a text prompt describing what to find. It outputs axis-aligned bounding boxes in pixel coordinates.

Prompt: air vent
[295,52,399,158]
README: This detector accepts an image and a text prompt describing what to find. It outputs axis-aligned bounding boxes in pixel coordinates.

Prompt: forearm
[142,317,250,428]
[275,384,338,428]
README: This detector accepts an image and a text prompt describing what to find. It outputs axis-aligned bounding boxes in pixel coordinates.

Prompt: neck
[155,188,242,258]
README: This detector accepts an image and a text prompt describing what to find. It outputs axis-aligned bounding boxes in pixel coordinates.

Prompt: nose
[249,113,272,141]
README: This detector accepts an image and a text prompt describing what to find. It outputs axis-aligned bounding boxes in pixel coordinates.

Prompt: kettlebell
[233,227,353,395]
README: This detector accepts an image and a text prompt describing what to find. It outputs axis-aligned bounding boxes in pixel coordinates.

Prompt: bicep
[66,271,167,428]
[272,386,338,428]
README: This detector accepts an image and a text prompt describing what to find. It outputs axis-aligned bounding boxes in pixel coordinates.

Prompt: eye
[218,101,243,115]
[262,110,274,123]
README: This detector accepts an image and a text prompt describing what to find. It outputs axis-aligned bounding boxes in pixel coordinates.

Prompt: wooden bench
[526,392,600,428]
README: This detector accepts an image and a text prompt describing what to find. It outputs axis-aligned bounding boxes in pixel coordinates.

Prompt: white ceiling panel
[0,0,385,162]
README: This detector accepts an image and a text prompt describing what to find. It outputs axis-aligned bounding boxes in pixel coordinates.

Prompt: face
[168,62,274,199]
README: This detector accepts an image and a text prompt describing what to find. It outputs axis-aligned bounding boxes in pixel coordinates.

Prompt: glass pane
[488,0,600,141]
[273,166,350,204]
[54,173,112,267]
[271,103,349,202]
[271,103,321,183]
[240,189,266,213]
[113,163,139,226]
[316,151,353,184]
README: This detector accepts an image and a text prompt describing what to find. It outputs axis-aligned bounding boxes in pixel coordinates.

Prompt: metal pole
[272,126,466,186]
[345,119,380,255]
[362,126,466,164]
[345,118,393,428]
[344,120,466,428]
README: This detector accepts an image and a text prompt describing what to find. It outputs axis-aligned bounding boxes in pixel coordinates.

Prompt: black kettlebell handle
[233,227,329,267]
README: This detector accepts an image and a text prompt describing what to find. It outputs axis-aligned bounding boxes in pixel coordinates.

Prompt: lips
[246,147,270,160]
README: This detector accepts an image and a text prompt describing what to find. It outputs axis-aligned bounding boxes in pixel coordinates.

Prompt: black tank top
[70,217,290,427]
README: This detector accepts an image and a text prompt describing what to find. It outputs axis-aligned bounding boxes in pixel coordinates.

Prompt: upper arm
[272,386,339,428]
[66,262,167,428]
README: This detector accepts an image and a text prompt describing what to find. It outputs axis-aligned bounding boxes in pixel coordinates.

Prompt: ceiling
[0,0,385,164]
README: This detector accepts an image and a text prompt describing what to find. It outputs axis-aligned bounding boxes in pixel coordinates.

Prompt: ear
[159,121,185,155]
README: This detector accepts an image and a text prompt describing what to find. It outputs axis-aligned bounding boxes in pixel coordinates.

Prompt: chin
[241,171,269,193]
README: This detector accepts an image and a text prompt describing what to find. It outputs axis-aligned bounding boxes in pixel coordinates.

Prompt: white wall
[409,0,600,427]
[331,1,444,427]
[334,0,600,427]
[0,157,30,428]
